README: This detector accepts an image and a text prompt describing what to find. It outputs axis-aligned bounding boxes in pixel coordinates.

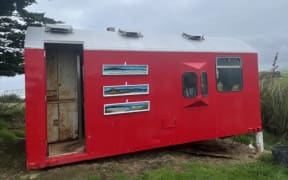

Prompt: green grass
[263,131,288,150]
[0,128,25,141]
[0,97,25,141]
[135,154,288,180]
[0,129,17,141]
[232,133,255,145]
[86,151,288,180]
[0,119,8,129]
[132,131,287,180]
[232,131,288,150]
[12,129,25,138]
[88,154,288,180]
[113,173,130,180]
[0,103,25,123]
[100,132,288,179]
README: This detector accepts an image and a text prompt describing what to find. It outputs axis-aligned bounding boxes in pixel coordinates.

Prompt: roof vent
[182,32,205,41]
[106,27,116,32]
[45,24,73,34]
[118,29,143,38]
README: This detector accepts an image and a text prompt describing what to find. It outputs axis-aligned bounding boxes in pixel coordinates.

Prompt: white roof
[25,26,257,53]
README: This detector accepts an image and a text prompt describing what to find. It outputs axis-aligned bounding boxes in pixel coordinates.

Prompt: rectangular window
[201,72,208,96]
[216,57,243,92]
[183,72,198,98]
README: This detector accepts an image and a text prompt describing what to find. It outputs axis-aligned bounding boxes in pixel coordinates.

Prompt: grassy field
[134,155,288,180]
[85,153,288,180]
[1,136,288,180]
[88,132,288,180]
[0,95,25,141]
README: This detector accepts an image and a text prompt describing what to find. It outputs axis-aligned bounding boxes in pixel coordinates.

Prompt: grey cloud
[27,0,288,70]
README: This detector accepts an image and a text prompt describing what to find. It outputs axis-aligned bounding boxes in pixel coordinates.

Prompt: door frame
[44,43,85,155]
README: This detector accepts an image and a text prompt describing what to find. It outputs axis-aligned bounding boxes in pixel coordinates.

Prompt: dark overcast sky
[1,0,287,91]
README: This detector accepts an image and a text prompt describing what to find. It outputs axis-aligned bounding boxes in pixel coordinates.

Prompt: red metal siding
[25,49,261,169]
[25,49,47,169]
[84,51,261,153]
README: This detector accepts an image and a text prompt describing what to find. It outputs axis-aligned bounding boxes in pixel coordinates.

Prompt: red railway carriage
[24,25,262,169]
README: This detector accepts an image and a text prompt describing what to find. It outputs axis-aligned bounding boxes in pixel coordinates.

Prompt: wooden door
[46,46,79,143]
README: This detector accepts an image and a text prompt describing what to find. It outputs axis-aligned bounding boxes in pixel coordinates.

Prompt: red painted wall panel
[25,49,261,169]
[25,49,47,169]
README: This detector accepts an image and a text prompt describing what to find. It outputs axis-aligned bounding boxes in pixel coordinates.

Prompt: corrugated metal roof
[25,26,257,53]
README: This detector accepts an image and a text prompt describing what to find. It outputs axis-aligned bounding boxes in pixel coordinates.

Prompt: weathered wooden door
[46,46,79,143]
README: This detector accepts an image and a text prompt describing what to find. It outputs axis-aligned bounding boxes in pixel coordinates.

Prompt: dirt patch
[0,138,259,180]
[169,139,258,167]
[0,140,26,179]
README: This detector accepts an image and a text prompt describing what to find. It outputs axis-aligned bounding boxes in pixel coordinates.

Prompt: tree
[0,0,59,76]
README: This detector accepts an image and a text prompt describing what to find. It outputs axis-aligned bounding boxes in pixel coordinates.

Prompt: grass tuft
[0,129,17,141]
[13,129,25,138]
[232,133,255,145]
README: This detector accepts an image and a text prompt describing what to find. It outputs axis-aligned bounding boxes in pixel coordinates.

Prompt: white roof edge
[25,26,257,53]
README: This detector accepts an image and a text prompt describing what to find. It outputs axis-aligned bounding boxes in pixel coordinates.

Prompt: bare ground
[0,139,259,180]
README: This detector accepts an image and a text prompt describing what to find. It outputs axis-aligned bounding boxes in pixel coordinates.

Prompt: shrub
[0,102,25,126]
[261,74,288,137]
[0,94,23,103]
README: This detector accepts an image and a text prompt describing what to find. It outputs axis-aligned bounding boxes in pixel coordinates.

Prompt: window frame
[215,57,243,93]
[182,72,198,98]
[200,71,208,96]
